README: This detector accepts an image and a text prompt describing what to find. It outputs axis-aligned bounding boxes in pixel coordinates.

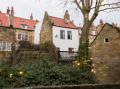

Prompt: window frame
[67,31,72,40]
[17,32,29,41]
[104,38,109,43]
[0,41,11,51]
[20,24,28,29]
[60,30,65,39]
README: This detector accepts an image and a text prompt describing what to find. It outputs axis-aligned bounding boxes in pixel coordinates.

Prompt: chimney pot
[30,13,33,20]
[7,7,10,15]
[64,10,70,23]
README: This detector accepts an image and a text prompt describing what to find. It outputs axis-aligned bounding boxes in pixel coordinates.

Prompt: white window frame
[0,41,11,51]
[17,32,29,41]
[67,31,72,40]
[60,30,65,39]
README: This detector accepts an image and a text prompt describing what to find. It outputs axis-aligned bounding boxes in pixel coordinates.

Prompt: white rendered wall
[53,26,80,52]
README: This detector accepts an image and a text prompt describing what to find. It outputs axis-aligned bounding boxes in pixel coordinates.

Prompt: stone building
[0,7,38,45]
[91,23,120,83]
[0,7,38,61]
[40,10,79,52]
[0,7,38,43]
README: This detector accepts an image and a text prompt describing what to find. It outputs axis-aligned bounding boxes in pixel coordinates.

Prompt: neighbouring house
[0,7,38,61]
[0,7,38,46]
[40,10,80,61]
[91,23,120,83]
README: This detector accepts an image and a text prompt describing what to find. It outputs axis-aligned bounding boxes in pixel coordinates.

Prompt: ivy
[77,42,92,72]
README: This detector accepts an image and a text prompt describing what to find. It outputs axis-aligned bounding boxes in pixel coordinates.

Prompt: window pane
[68,48,74,53]
[20,24,28,29]
[25,34,28,41]
[0,41,11,51]
[3,42,6,51]
[68,31,72,40]
[60,30,65,39]
[104,38,109,43]
[18,34,21,40]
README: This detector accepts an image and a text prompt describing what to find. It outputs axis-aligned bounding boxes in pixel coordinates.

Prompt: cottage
[0,7,38,51]
[91,23,120,83]
[0,7,38,61]
[40,10,80,52]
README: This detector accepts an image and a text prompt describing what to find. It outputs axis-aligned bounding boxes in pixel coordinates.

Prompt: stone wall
[91,24,120,83]
[10,84,120,89]
[0,27,16,62]
[40,12,53,44]
[0,27,15,42]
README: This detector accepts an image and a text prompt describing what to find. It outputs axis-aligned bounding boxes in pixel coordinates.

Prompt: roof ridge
[14,16,37,22]
[49,16,63,19]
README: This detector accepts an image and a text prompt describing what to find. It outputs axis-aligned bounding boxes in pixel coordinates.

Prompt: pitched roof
[0,13,9,26]
[91,23,120,45]
[13,16,37,30]
[0,13,37,31]
[49,16,78,29]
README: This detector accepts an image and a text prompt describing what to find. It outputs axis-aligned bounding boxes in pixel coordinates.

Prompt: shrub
[0,59,95,88]
[19,41,32,50]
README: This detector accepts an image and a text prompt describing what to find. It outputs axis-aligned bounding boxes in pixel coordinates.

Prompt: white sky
[0,0,120,44]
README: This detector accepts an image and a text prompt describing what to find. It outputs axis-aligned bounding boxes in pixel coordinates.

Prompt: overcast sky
[0,0,120,44]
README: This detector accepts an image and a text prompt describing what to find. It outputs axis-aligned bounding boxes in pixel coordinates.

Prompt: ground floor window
[68,48,74,53]
[0,41,11,51]
[17,33,29,41]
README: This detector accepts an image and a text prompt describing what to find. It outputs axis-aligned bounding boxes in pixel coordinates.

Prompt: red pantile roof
[13,16,37,30]
[0,13,9,26]
[49,16,77,29]
[0,13,37,31]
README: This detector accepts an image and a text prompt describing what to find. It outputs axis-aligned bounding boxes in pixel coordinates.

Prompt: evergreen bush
[0,59,95,88]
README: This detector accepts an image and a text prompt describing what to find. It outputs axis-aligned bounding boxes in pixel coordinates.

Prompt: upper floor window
[20,24,28,29]
[60,30,65,39]
[17,33,29,41]
[0,41,11,51]
[67,31,72,40]
[104,38,109,43]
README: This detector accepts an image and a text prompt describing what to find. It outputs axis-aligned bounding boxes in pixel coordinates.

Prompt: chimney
[64,10,70,23]
[9,6,14,27]
[11,6,14,16]
[7,7,10,15]
[30,13,33,20]
[112,22,117,27]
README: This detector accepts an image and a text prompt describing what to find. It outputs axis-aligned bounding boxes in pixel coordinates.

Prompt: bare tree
[64,0,120,44]
[62,0,120,61]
